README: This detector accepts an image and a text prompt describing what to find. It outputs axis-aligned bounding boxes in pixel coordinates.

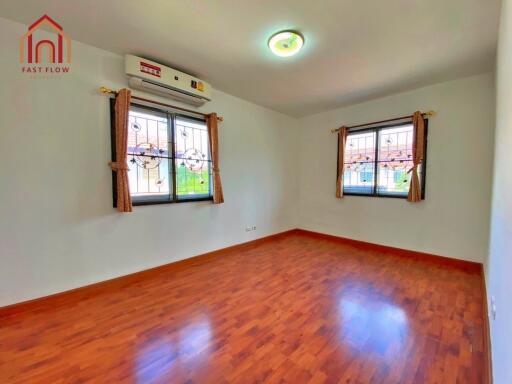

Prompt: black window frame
[110,99,213,207]
[338,119,428,199]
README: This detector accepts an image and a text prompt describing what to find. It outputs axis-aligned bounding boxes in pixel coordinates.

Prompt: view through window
[112,102,212,205]
[343,122,427,198]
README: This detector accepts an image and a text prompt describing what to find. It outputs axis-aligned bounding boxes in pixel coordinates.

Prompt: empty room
[0,1,511,383]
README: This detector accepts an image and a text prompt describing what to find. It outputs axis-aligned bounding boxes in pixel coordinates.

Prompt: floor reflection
[179,318,212,357]
[136,340,176,384]
[338,296,409,355]
[136,316,212,383]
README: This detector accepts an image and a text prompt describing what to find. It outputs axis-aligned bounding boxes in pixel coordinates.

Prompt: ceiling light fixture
[268,30,304,57]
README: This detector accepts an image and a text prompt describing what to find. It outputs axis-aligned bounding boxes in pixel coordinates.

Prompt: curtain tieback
[212,168,221,173]
[109,161,129,171]
[407,164,417,174]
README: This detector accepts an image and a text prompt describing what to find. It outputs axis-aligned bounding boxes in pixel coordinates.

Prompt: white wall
[298,73,495,263]
[487,0,512,382]
[0,17,299,307]
[0,14,498,310]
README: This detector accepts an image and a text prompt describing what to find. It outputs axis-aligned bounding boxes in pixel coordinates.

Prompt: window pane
[343,130,376,194]
[127,107,171,201]
[376,124,415,196]
[174,116,211,198]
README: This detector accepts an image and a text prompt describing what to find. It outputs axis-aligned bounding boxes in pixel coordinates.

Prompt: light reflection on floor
[136,340,177,383]
[338,296,409,355]
[180,318,212,357]
[136,316,212,383]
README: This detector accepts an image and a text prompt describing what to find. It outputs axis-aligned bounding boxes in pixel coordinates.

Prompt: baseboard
[0,228,299,317]
[481,273,493,384]
[293,229,483,272]
[0,227,485,308]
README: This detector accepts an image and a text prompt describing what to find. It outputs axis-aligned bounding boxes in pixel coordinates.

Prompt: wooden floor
[0,231,486,384]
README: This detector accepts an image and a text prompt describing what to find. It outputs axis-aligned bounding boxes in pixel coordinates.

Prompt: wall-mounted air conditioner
[125,55,212,106]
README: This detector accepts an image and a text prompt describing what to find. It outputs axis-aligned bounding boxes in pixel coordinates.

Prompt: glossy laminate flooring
[0,231,485,383]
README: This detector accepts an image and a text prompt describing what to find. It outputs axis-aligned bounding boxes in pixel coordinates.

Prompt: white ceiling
[0,0,501,117]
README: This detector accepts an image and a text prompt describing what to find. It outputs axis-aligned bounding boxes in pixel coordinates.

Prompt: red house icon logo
[19,14,71,64]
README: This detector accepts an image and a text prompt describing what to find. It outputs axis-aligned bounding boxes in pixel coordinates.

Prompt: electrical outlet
[490,296,497,320]
[245,225,257,232]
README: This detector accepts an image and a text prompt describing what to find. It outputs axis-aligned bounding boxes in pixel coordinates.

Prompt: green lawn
[176,166,210,196]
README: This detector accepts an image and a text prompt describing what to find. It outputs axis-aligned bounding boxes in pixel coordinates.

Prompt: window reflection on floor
[136,317,212,383]
[136,340,176,383]
[179,319,212,357]
[338,297,409,355]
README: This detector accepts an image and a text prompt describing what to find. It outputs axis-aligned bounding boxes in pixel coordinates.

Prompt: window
[342,121,427,198]
[110,101,213,205]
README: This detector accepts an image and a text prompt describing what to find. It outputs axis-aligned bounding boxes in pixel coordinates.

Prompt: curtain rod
[330,111,435,133]
[99,86,223,122]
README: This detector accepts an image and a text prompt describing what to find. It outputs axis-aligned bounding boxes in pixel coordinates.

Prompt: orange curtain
[207,113,224,204]
[336,127,348,198]
[407,111,425,202]
[109,89,133,212]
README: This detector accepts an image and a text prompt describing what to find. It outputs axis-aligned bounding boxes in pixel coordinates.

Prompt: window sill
[115,196,214,208]
[343,192,424,200]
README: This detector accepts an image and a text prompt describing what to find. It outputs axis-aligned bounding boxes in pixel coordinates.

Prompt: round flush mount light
[268,30,304,57]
